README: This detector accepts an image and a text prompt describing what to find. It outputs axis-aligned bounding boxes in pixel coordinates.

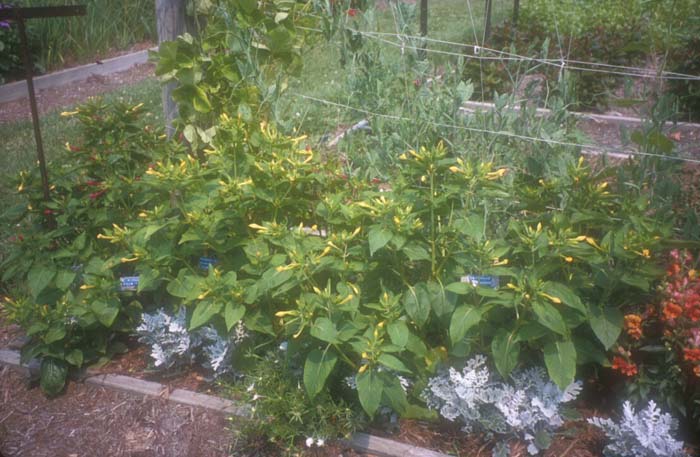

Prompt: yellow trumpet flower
[539,292,562,304]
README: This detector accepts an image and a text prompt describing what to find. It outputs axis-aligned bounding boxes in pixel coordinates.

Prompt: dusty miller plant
[136,308,247,376]
[424,355,582,456]
[588,400,686,457]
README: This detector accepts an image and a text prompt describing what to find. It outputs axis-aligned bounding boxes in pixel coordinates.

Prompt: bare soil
[0,365,234,457]
[0,62,156,123]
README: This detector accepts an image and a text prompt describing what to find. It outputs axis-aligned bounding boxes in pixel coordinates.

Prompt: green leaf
[356,369,383,417]
[543,340,577,390]
[91,300,120,327]
[516,321,548,342]
[189,300,223,330]
[378,354,411,373]
[445,282,472,295]
[368,226,393,256]
[381,372,408,414]
[40,357,67,396]
[449,305,482,345]
[43,325,66,344]
[167,270,203,301]
[310,317,340,344]
[403,284,430,327]
[402,243,430,261]
[492,329,519,377]
[427,281,456,319]
[589,306,622,350]
[532,300,567,336]
[224,303,246,331]
[65,349,84,367]
[303,349,338,399]
[27,264,56,298]
[54,270,77,290]
[541,282,585,314]
[387,321,409,348]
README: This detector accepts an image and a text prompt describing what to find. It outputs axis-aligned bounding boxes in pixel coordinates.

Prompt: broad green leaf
[402,243,430,261]
[532,300,567,336]
[449,305,482,345]
[387,321,409,348]
[310,317,340,344]
[40,357,67,396]
[589,306,622,350]
[303,348,338,399]
[492,329,519,377]
[515,321,548,342]
[572,335,608,366]
[543,340,577,389]
[445,282,472,295]
[541,282,585,314]
[27,264,56,298]
[167,269,203,301]
[403,284,430,327]
[43,325,66,344]
[54,270,76,290]
[356,369,383,417]
[381,372,408,414]
[427,281,455,319]
[368,226,393,256]
[224,303,246,331]
[65,349,84,367]
[189,300,223,330]
[91,300,120,327]
[378,354,411,373]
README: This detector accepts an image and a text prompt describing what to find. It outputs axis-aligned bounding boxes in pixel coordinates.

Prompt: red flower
[414,78,422,88]
[684,348,700,362]
[371,177,381,184]
[69,145,82,152]
[86,180,102,187]
[346,8,359,16]
[89,190,106,200]
[662,302,683,321]
[43,209,54,216]
[612,356,638,377]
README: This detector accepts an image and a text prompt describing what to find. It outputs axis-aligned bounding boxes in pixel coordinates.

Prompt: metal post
[16,13,50,203]
[483,0,492,44]
[419,0,428,60]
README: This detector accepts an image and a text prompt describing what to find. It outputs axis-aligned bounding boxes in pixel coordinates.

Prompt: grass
[0,78,161,211]
[11,0,156,74]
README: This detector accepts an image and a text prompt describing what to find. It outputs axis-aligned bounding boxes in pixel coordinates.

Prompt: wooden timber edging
[0,48,155,104]
[0,349,450,457]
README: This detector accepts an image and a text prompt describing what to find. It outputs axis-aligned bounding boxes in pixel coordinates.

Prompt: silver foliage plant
[588,400,686,457]
[424,355,582,456]
[135,308,248,376]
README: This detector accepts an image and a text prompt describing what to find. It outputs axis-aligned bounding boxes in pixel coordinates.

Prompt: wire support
[291,92,700,164]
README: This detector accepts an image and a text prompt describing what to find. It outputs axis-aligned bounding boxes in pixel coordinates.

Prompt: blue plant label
[461,275,499,288]
[119,276,140,291]
[199,256,218,270]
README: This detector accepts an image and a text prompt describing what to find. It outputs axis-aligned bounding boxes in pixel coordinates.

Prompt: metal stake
[15,12,51,203]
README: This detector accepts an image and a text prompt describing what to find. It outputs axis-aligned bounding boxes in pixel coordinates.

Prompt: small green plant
[230,351,364,456]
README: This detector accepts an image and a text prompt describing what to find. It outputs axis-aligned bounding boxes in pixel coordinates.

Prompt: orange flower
[663,302,683,321]
[624,314,643,340]
[683,348,700,362]
[694,365,700,378]
[612,356,638,377]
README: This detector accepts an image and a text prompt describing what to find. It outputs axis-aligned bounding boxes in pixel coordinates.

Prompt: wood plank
[344,433,450,457]
[85,373,169,397]
[169,388,249,416]
[0,6,86,21]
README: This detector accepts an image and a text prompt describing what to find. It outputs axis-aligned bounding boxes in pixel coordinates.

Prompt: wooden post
[483,0,492,44]
[155,0,186,137]
[419,0,428,60]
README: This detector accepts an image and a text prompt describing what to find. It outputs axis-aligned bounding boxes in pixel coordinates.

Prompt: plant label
[119,276,140,291]
[199,257,218,270]
[461,275,499,288]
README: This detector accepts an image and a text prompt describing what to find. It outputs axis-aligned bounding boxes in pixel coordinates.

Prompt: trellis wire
[352,30,700,81]
[292,92,700,165]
